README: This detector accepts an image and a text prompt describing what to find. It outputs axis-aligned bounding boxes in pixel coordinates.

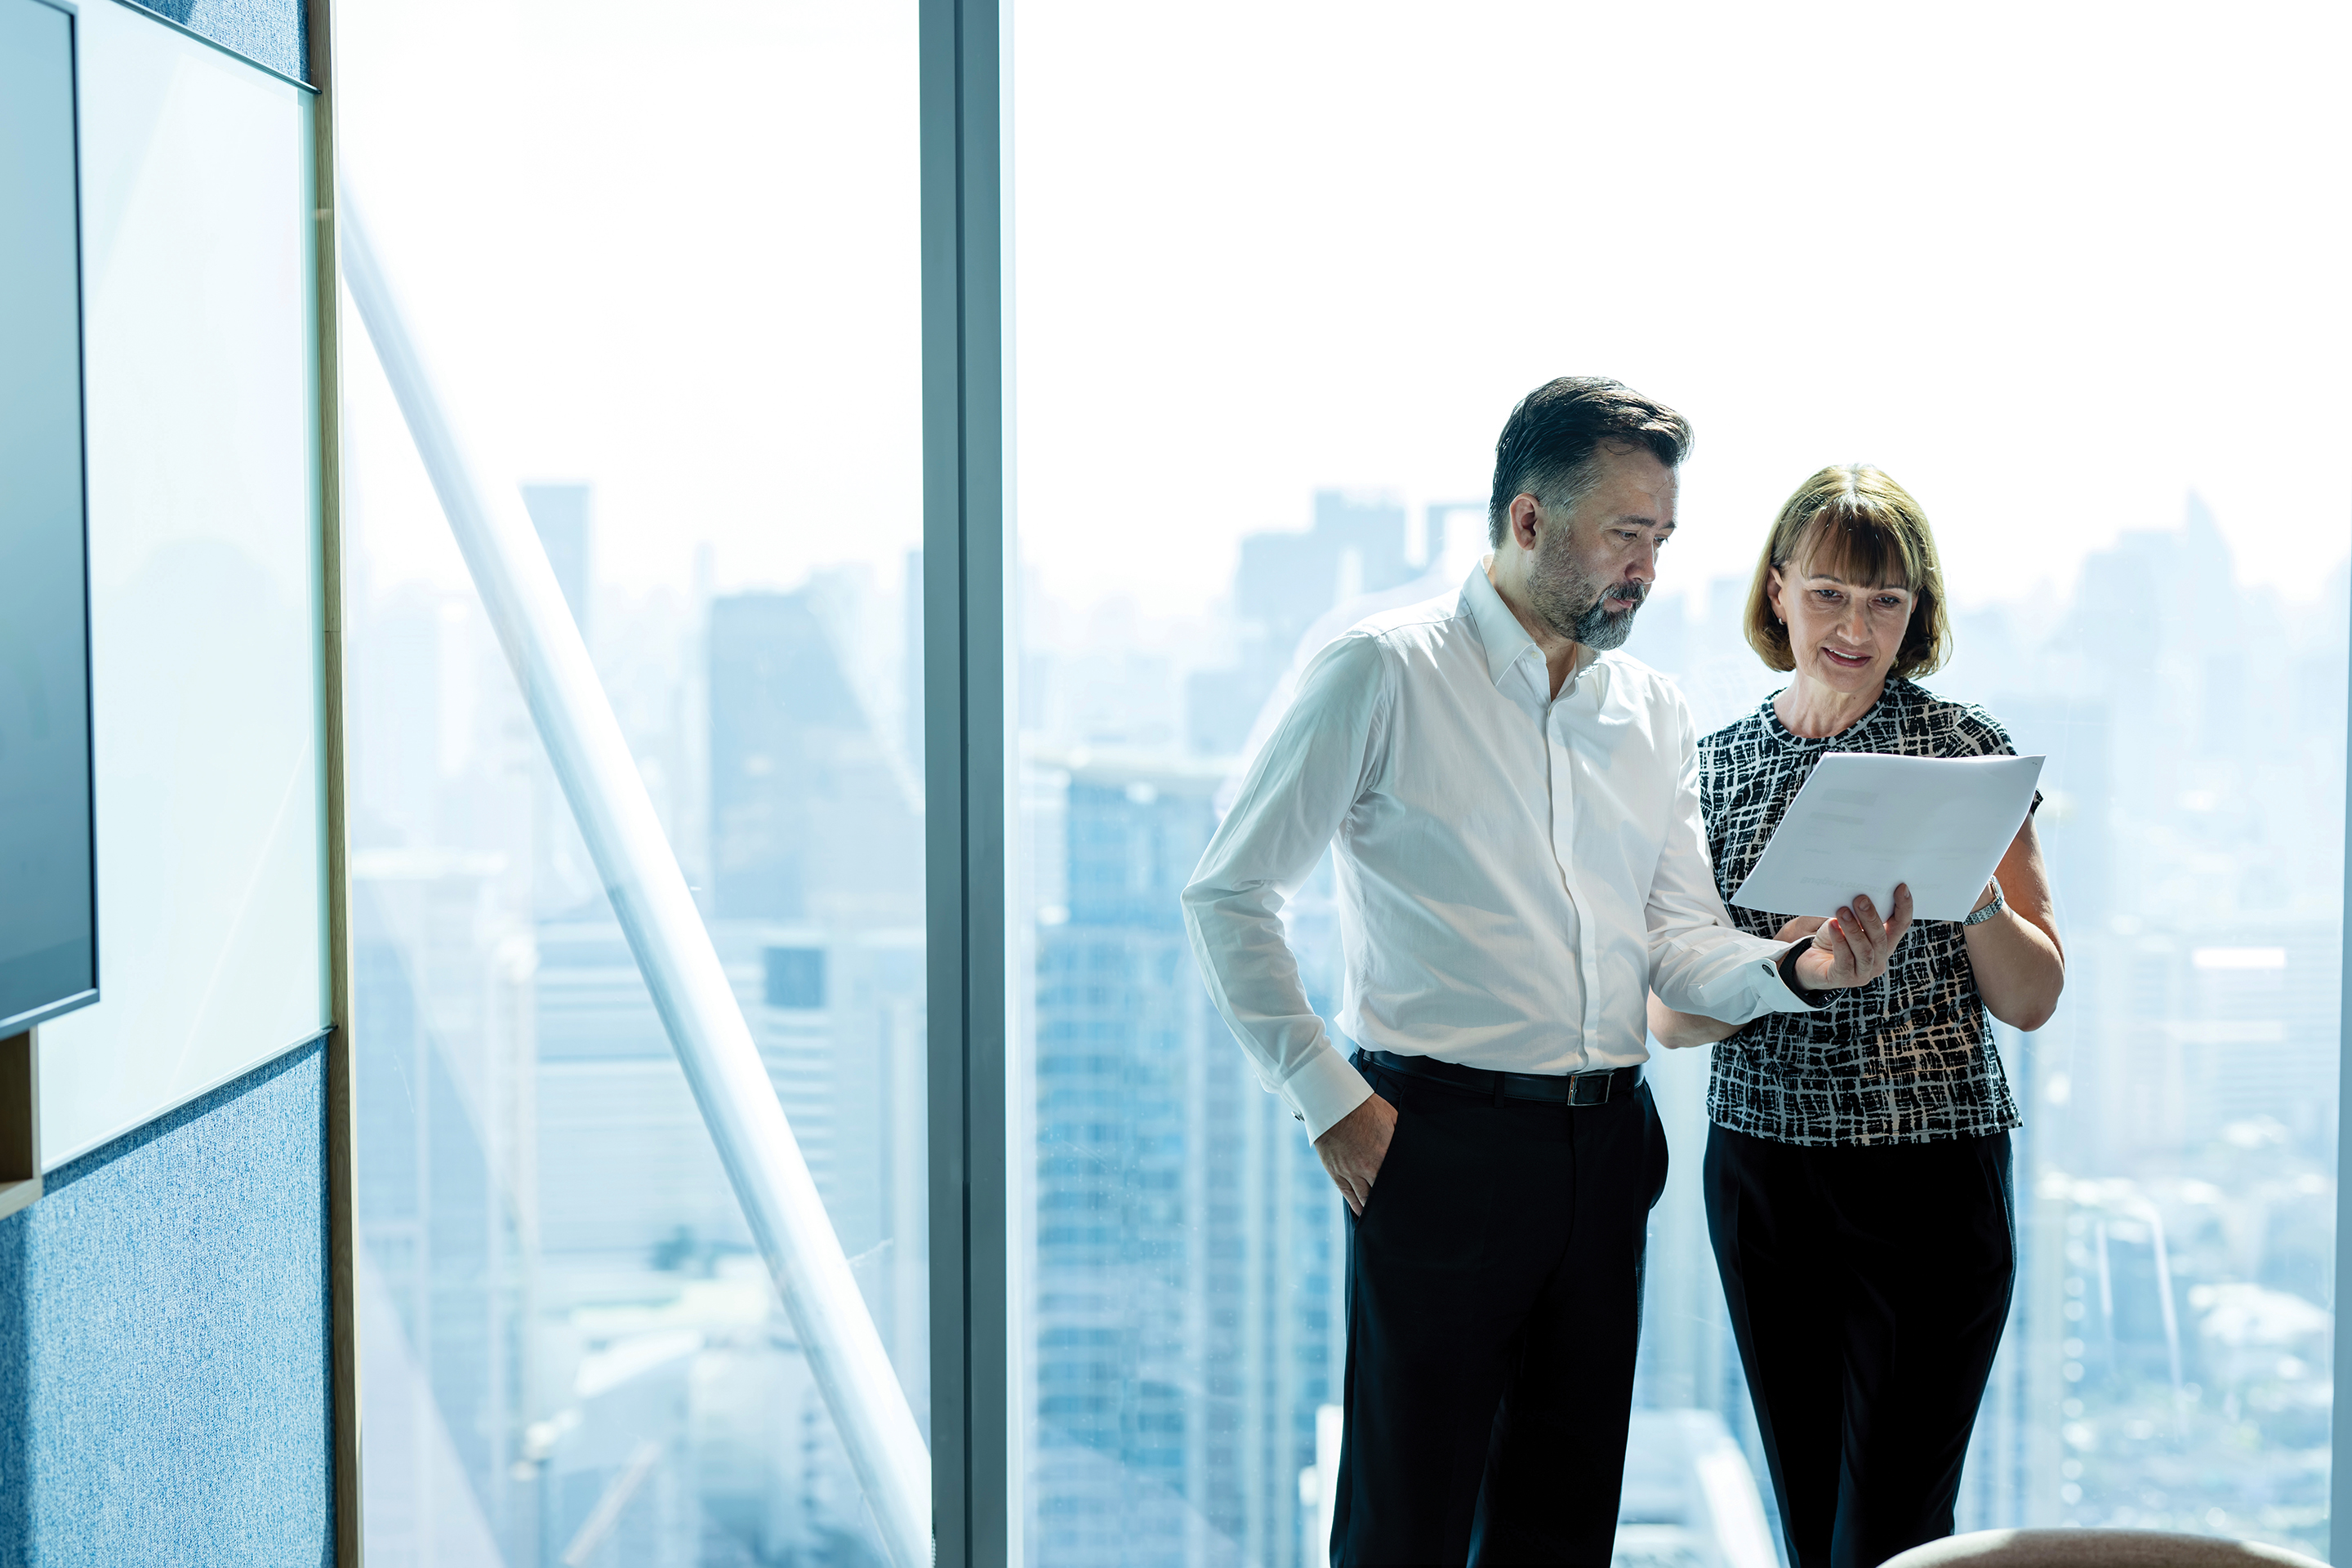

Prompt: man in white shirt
[1181,377,1913,1566]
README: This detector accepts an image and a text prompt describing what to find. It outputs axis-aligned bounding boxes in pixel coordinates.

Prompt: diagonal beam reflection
[337,194,933,1568]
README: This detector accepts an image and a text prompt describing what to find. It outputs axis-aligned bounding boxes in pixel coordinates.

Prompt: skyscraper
[354,860,538,1566]
[519,482,603,920]
[708,590,923,928]
[527,581,933,1562]
[1186,490,1421,756]
[1028,755,1343,1566]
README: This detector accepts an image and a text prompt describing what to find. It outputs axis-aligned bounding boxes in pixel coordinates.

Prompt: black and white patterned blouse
[1699,679,2028,1146]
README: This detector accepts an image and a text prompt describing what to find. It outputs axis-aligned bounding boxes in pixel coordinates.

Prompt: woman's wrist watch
[1774,941,1829,1006]
[1962,877,2007,927]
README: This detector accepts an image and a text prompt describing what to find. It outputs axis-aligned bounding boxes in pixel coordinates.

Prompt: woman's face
[1766,547,1914,698]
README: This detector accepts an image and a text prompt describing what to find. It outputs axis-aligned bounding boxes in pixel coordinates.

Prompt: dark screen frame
[0,0,99,1037]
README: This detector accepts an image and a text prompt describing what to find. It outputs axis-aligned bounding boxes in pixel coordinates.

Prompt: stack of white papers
[1730,752,2047,923]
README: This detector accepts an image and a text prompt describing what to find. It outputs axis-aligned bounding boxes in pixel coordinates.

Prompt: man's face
[1525,446,1677,650]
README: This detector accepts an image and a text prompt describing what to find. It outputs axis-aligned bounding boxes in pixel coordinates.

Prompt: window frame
[922,0,1010,1561]
[915,11,2352,1567]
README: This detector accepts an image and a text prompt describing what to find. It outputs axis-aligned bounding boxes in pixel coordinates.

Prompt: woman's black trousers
[1704,1123,2016,1568]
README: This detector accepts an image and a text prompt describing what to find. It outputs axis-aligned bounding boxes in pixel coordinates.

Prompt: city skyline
[347,470,2342,1566]
[319,1,2351,1561]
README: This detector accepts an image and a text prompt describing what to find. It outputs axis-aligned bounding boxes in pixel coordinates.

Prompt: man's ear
[1508,492,1544,551]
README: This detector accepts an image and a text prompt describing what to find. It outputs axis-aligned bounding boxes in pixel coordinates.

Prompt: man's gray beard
[1530,543,1646,652]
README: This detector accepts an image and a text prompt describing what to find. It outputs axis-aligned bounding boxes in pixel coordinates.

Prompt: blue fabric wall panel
[135,0,307,84]
[0,1040,332,1566]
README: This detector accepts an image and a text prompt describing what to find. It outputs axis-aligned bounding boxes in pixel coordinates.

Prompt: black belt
[1360,1049,1641,1107]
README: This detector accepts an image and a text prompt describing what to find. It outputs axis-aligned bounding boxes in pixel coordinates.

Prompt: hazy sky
[338,0,2350,622]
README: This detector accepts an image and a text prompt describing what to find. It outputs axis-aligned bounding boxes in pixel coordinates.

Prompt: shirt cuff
[1758,945,1822,1013]
[1285,1045,1374,1141]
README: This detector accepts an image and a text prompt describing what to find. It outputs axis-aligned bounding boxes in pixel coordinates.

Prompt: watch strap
[1775,940,1829,1007]
[1962,877,2007,927]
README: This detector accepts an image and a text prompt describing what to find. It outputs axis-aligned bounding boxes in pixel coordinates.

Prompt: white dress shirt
[1181,560,1815,1139]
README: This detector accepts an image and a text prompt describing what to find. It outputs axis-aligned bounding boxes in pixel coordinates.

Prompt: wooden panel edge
[305,0,361,1561]
[0,1027,40,1222]
[0,1176,40,1225]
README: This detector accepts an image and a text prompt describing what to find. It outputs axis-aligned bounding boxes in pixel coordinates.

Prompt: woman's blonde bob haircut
[1744,464,1951,679]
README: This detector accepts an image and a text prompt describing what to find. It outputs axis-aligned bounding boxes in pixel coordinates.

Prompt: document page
[1731,752,2047,923]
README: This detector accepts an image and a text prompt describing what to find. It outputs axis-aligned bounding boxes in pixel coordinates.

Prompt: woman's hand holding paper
[1792,884,1915,991]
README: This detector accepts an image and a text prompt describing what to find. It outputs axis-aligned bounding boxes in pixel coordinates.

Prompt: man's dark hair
[1488,377,1693,546]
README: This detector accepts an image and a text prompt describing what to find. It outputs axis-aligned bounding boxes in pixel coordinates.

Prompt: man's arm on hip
[1182,632,1388,1139]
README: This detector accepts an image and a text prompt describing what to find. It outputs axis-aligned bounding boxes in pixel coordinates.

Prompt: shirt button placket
[1548,706,1594,1071]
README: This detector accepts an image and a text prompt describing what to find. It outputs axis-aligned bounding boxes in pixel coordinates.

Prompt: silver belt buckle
[1568,1068,1613,1107]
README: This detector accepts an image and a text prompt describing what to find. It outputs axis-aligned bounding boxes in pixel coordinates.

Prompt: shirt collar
[1461,556,1601,696]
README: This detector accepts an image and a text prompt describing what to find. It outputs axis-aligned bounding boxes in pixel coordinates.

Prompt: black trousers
[1331,1058,1670,1567]
[1704,1124,2016,1568]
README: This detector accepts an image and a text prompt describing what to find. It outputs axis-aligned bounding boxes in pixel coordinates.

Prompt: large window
[338,2,924,1562]
[332,2,2349,1564]
[1008,3,2349,1564]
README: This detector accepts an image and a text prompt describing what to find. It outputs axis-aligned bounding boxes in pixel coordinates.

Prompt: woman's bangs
[1796,503,1913,591]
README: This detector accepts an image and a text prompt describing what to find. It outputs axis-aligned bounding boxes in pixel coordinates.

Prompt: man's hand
[1793,884,1914,991]
[1313,1093,1397,1217]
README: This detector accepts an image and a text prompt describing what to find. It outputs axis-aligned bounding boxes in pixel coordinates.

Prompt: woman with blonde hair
[1650,465,2065,1568]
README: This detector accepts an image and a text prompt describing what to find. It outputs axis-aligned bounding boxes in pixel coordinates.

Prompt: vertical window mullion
[924,0,1008,1561]
[2332,644,2352,1560]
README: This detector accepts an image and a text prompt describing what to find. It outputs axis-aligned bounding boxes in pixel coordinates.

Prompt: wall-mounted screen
[34,0,327,1165]
[0,0,99,1036]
